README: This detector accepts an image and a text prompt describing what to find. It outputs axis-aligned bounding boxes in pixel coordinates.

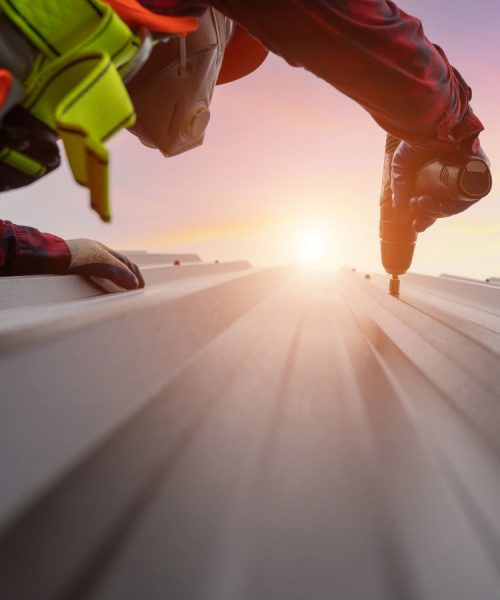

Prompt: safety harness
[0,0,196,221]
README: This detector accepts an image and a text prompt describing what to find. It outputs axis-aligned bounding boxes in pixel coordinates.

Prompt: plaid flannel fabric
[138,0,483,151]
[0,221,70,275]
[137,0,206,15]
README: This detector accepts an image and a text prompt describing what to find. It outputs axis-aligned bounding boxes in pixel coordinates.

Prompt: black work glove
[66,239,145,290]
[390,137,490,232]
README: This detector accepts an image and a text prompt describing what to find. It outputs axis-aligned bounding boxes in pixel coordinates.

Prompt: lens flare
[293,221,339,268]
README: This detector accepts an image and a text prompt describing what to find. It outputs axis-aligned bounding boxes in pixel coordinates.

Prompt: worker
[0,1,263,288]
[0,0,488,287]
[0,1,260,290]
[138,0,488,232]
[0,1,153,289]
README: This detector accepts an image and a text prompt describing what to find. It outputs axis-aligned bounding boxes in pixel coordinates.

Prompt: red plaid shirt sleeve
[0,220,70,276]
[137,0,206,15]
[137,0,483,152]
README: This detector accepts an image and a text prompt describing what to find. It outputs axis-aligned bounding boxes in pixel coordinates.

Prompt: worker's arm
[139,0,482,153]
[0,220,70,276]
[0,221,144,289]
[140,0,488,230]
[0,109,144,288]
[136,0,206,16]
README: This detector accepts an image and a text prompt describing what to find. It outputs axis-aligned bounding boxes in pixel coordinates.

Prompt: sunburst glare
[292,221,341,269]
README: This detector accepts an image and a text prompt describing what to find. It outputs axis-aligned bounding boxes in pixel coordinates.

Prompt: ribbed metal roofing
[1,257,500,600]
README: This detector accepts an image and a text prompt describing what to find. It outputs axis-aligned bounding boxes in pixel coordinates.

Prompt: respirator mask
[127,9,233,157]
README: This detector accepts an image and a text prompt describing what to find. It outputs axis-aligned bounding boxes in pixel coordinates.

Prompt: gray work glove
[66,239,145,290]
[390,135,490,232]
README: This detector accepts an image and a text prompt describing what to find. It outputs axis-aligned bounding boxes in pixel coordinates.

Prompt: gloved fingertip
[114,270,140,291]
[412,216,435,233]
[127,274,141,290]
[410,195,425,207]
[109,252,145,288]
[410,195,434,210]
[133,264,146,288]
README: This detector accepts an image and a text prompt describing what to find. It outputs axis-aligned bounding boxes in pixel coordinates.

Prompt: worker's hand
[391,139,489,233]
[66,239,145,290]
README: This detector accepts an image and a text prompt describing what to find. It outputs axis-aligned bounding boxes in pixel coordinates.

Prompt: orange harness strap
[0,69,13,109]
[102,0,198,34]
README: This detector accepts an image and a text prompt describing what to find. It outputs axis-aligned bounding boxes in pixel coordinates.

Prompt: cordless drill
[380,135,492,296]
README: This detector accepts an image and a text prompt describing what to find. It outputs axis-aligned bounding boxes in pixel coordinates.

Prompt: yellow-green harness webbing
[0,0,140,221]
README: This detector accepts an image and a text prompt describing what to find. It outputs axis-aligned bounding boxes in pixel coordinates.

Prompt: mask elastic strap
[179,36,187,77]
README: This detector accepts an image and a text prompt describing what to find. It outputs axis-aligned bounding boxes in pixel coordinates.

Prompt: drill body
[379,136,492,295]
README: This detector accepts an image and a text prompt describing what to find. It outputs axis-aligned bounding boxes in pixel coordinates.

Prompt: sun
[293,221,340,268]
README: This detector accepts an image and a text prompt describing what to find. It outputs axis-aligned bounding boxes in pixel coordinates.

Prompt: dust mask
[127,8,233,156]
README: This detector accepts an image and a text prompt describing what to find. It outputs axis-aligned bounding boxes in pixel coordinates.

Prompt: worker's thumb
[66,239,144,290]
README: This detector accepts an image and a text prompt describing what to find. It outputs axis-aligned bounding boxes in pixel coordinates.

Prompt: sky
[3,0,500,279]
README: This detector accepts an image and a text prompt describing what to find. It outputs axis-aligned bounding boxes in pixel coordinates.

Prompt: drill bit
[389,274,400,296]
